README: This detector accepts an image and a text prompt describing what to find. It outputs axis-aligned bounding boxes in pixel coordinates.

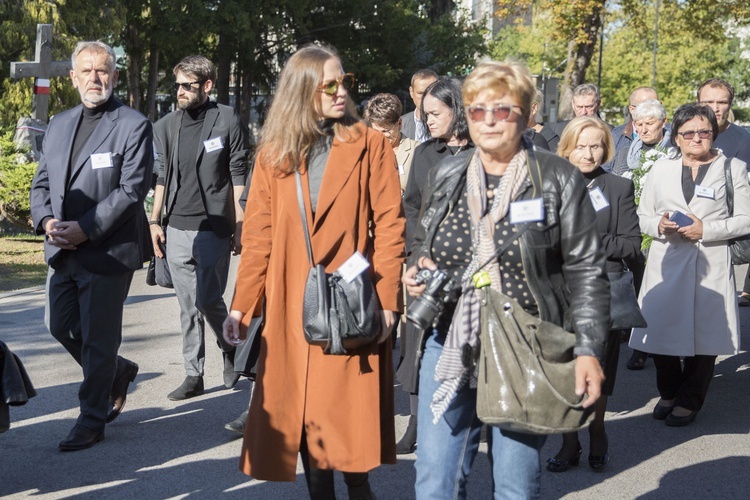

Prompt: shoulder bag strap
[295,171,315,268]
[723,157,734,216]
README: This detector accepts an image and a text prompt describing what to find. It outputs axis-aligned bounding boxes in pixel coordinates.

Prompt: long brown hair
[257,44,360,175]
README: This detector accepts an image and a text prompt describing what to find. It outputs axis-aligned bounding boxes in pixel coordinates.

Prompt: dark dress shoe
[738,295,750,307]
[546,446,582,472]
[106,360,139,423]
[626,350,648,370]
[223,350,240,389]
[652,403,674,421]
[396,414,417,455]
[665,410,697,427]
[168,376,204,401]
[225,409,249,436]
[59,425,104,451]
[588,432,609,471]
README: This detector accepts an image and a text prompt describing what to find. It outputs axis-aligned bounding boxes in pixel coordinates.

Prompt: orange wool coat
[232,123,405,481]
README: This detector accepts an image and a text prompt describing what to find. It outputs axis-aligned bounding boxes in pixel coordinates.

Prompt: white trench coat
[629,154,750,356]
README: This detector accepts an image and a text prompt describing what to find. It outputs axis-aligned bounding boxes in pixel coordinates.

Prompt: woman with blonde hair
[547,116,642,473]
[223,44,405,499]
[403,60,607,499]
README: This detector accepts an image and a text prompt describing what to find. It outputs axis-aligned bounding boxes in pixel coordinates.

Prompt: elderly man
[30,41,152,450]
[400,69,438,143]
[553,83,612,139]
[150,55,249,400]
[603,86,659,171]
[698,79,750,306]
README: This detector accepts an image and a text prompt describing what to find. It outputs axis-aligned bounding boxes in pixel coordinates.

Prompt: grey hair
[71,41,116,71]
[573,83,600,101]
[632,99,667,122]
[532,88,544,122]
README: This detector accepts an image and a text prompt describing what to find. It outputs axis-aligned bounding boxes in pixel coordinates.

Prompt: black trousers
[652,354,717,411]
[299,430,372,500]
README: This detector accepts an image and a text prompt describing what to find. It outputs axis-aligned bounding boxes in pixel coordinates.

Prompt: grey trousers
[45,254,133,431]
[166,227,233,376]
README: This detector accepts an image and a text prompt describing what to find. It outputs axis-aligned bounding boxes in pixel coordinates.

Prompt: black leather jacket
[409,144,609,359]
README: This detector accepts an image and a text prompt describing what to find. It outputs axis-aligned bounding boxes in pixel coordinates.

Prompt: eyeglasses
[172,81,203,92]
[466,104,523,123]
[317,73,355,96]
[677,129,712,140]
[372,122,399,137]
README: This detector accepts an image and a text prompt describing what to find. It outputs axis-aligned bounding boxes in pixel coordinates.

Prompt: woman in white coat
[630,103,750,426]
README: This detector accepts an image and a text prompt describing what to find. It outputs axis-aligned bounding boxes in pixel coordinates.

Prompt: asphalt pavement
[1,259,749,499]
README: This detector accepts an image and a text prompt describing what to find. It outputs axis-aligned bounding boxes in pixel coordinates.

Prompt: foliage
[0,131,37,229]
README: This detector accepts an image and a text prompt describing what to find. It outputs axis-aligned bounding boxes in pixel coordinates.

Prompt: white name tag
[90,152,113,169]
[204,137,223,153]
[695,185,715,199]
[510,198,545,224]
[398,164,405,175]
[589,187,610,211]
[337,252,370,283]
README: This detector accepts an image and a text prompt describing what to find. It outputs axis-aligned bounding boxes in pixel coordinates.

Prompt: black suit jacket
[585,168,643,275]
[154,101,249,238]
[30,98,154,275]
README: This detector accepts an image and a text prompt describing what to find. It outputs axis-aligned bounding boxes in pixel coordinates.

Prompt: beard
[177,89,205,110]
[80,84,113,107]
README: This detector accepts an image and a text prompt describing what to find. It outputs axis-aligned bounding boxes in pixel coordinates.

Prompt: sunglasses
[318,73,355,96]
[172,81,204,92]
[466,104,523,123]
[677,129,712,140]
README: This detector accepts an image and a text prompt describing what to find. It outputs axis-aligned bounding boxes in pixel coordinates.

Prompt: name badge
[589,187,610,211]
[695,185,715,200]
[510,198,545,224]
[337,252,371,283]
[204,137,223,153]
[90,152,113,169]
[398,164,405,175]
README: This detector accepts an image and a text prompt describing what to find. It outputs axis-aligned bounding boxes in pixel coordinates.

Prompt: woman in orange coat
[223,45,405,499]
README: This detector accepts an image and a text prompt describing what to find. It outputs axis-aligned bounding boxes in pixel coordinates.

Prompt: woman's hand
[574,355,604,408]
[658,212,679,236]
[402,257,438,297]
[223,310,246,346]
[678,214,703,241]
[377,310,397,343]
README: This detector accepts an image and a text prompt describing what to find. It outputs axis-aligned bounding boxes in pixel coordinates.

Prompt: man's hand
[575,355,604,408]
[47,220,87,249]
[231,221,243,256]
[150,224,165,258]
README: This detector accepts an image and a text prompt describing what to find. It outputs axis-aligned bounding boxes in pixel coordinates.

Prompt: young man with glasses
[150,55,249,400]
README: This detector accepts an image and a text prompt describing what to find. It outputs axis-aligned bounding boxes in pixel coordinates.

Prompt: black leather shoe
[168,376,204,401]
[106,360,139,423]
[627,350,648,370]
[546,446,582,472]
[59,425,104,451]
[665,410,697,427]
[396,415,417,455]
[223,350,240,389]
[653,403,674,420]
[225,409,248,436]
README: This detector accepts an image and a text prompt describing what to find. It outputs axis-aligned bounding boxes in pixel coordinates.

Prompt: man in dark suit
[30,41,152,451]
[400,69,438,143]
[149,55,249,400]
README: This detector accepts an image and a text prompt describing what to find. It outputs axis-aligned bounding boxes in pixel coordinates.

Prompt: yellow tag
[472,271,491,289]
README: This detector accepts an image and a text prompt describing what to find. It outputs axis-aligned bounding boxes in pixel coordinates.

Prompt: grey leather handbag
[295,172,380,355]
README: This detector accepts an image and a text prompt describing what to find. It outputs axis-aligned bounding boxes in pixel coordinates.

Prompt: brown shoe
[106,359,139,423]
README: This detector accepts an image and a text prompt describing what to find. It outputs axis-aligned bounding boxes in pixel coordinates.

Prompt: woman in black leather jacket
[402,60,609,499]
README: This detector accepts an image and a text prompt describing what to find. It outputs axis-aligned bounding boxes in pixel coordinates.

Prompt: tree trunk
[429,0,456,21]
[216,34,232,105]
[145,47,159,122]
[241,64,253,126]
[126,24,141,111]
[559,8,604,120]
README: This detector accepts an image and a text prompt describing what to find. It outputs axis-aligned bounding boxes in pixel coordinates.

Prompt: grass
[0,234,46,292]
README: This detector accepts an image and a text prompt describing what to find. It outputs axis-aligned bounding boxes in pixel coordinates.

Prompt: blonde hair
[257,45,360,175]
[557,116,615,164]
[462,60,536,124]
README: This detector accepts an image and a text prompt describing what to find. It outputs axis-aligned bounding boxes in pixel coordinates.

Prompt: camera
[406,268,456,330]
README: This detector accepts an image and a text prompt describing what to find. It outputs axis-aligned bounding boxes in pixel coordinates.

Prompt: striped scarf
[430,148,529,423]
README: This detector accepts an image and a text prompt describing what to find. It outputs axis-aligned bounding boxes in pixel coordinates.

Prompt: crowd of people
[29,38,750,500]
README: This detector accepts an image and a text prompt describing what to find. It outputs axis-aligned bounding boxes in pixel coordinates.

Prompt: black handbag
[233,301,265,379]
[295,171,380,355]
[608,269,647,330]
[722,157,750,265]
[154,240,173,288]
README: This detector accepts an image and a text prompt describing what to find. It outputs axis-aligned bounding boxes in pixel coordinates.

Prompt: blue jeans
[415,332,546,500]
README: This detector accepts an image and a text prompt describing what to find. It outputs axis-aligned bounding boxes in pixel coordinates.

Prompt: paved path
[1,261,749,499]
